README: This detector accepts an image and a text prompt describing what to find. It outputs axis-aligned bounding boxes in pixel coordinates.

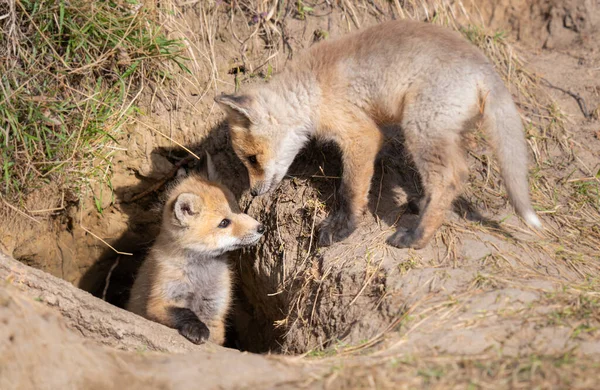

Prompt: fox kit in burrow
[215,20,542,250]
[127,154,265,345]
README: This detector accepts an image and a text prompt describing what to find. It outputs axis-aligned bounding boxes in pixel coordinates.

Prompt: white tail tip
[524,211,542,229]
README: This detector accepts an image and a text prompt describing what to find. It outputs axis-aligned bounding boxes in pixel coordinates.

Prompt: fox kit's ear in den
[216,19,542,250]
[127,154,265,345]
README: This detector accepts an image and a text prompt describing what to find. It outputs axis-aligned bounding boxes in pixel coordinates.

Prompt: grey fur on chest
[164,254,230,321]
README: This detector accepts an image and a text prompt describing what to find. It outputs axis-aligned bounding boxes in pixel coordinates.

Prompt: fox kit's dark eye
[247,155,258,165]
[218,219,231,228]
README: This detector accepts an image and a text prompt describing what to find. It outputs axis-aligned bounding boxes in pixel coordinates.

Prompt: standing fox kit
[216,20,542,249]
[127,155,265,344]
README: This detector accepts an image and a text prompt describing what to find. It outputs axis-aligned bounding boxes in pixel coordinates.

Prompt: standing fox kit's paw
[318,211,357,247]
[386,227,427,249]
[178,321,210,345]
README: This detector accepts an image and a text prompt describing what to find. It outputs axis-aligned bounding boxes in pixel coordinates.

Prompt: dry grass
[311,350,599,389]
[297,283,600,387]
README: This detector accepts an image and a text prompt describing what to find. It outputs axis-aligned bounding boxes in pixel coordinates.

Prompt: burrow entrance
[73,125,420,353]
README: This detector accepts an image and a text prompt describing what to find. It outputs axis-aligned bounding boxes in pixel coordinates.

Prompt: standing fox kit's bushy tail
[483,79,542,229]
[216,20,541,250]
[127,153,265,345]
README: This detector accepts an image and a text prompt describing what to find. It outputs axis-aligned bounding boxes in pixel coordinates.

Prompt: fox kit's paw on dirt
[386,227,427,250]
[170,307,210,344]
[318,212,357,246]
[178,320,210,345]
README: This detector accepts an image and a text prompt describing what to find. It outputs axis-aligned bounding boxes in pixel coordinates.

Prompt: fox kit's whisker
[215,20,542,250]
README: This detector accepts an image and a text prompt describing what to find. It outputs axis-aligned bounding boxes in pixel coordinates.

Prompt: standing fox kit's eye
[247,155,258,165]
[218,219,231,228]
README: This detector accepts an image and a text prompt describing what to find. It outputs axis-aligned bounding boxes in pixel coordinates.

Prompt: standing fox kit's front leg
[318,119,383,246]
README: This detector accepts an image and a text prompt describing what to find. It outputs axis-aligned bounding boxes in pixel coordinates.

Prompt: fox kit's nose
[257,224,265,234]
[250,189,258,197]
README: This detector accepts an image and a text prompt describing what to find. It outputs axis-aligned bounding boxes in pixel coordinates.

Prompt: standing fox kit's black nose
[257,224,265,234]
[250,189,258,197]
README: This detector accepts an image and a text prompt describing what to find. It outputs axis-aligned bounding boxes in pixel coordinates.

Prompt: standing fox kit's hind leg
[387,134,468,249]
[386,85,473,249]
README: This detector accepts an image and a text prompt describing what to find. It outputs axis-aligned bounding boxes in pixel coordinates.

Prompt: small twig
[392,0,406,19]
[366,0,385,16]
[305,199,319,260]
[102,256,121,301]
[133,118,201,160]
[541,78,592,119]
[567,177,600,184]
[126,155,196,203]
[2,199,41,224]
[307,174,341,179]
[26,192,65,214]
[348,257,385,307]
[80,226,133,256]
[342,0,361,29]
[374,159,385,216]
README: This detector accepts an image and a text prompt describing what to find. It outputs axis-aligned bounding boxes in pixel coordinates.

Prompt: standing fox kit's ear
[198,151,220,182]
[214,94,255,124]
[174,193,200,225]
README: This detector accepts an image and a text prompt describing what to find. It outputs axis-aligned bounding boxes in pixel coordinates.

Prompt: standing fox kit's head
[164,154,265,256]
[215,90,312,196]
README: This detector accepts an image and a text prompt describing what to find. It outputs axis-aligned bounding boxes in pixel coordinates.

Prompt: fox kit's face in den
[167,177,265,256]
[215,92,310,196]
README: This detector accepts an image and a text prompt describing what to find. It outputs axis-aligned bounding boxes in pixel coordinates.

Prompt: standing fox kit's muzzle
[249,180,268,197]
[248,180,265,197]
[249,176,276,197]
